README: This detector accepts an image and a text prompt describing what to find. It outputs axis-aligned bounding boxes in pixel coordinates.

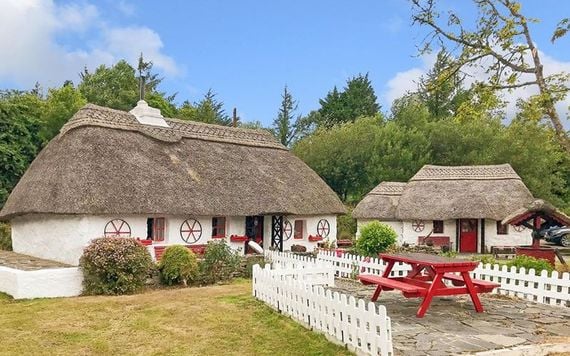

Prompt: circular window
[283,219,293,240]
[317,219,331,238]
[180,218,203,244]
[104,219,131,237]
[412,220,425,232]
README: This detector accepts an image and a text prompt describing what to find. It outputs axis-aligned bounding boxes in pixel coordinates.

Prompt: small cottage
[0,101,345,265]
[353,164,534,253]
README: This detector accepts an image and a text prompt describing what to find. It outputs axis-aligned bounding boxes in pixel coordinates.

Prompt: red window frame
[433,220,444,234]
[496,221,508,235]
[294,220,304,240]
[149,217,166,242]
[212,217,226,238]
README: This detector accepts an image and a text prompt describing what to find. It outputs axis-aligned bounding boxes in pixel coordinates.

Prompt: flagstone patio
[328,279,570,355]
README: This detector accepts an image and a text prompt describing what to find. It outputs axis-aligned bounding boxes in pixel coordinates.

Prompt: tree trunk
[522,20,570,154]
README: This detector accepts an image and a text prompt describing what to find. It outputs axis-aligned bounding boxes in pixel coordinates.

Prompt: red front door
[245,216,264,254]
[459,219,478,253]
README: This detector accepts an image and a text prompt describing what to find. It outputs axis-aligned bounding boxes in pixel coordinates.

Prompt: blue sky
[1,0,569,125]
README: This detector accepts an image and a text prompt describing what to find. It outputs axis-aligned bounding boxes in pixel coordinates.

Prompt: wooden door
[245,216,264,253]
[459,219,478,253]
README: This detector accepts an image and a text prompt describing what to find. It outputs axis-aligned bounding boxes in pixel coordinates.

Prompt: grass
[0,280,352,356]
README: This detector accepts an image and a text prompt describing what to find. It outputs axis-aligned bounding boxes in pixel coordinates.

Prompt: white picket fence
[473,264,570,307]
[252,264,393,356]
[265,250,570,308]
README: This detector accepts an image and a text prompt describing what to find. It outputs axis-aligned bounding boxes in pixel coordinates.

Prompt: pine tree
[272,86,300,146]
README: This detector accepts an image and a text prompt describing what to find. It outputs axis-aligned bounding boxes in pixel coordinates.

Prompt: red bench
[359,275,425,296]
[443,273,500,292]
[154,244,207,261]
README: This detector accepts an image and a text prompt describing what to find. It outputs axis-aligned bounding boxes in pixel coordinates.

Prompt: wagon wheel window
[513,225,526,232]
[283,219,293,240]
[104,219,131,237]
[317,219,330,238]
[412,220,425,232]
[180,218,202,244]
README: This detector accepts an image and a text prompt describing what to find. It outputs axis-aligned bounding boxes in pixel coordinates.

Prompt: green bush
[0,223,11,251]
[355,221,397,257]
[198,240,241,284]
[472,255,498,265]
[505,255,554,275]
[158,245,198,286]
[80,237,154,295]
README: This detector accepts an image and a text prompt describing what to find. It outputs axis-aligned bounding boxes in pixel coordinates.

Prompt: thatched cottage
[353,164,534,253]
[0,101,345,265]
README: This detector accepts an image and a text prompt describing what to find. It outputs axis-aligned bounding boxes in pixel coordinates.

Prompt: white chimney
[129,100,169,127]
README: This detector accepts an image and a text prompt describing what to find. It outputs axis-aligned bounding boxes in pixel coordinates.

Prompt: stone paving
[0,250,70,270]
[328,279,570,355]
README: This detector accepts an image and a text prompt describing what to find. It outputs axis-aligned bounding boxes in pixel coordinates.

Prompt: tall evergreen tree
[272,86,300,146]
[318,74,380,128]
[418,51,470,120]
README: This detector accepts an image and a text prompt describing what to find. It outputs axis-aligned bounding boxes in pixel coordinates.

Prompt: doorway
[245,216,264,254]
[459,219,478,253]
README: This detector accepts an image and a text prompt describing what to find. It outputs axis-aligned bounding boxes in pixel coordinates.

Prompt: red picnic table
[358,253,500,318]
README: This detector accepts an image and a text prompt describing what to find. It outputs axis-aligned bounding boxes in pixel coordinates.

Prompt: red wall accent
[417,236,450,247]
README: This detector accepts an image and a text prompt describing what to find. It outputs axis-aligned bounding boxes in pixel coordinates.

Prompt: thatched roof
[0,104,345,220]
[502,199,570,227]
[355,164,533,221]
[353,182,406,219]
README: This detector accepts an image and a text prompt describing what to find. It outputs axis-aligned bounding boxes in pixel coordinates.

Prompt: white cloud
[0,0,179,89]
[382,50,570,123]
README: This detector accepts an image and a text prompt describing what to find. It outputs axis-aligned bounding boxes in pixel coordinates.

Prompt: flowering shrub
[159,245,198,286]
[198,240,241,284]
[355,221,397,257]
[80,237,154,295]
[506,255,554,275]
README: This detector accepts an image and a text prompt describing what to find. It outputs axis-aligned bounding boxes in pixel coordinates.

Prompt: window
[212,217,226,238]
[433,220,444,234]
[496,221,508,235]
[147,217,165,241]
[294,220,305,239]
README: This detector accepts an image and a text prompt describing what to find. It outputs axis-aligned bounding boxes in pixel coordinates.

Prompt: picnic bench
[358,253,500,318]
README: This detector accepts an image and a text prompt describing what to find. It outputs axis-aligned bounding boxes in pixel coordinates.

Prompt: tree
[318,74,380,128]
[418,50,470,119]
[40,83,86,142]
[272,86,301,146]
[79,60,139,111]
[180,90,231,125]
[78,56,166,112]
[0,91,44,206]
[411,0,570,153]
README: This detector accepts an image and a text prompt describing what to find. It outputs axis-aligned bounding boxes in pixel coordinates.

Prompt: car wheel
[561,234,570,247]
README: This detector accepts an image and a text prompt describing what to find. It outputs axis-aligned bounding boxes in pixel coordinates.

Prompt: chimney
[129,100,169,127]
[232,107,238,128]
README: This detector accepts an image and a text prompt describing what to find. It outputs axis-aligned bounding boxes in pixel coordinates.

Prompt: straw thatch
[355,164,533,221]
[353,182,406,219]
[0,104,345,219]
[502,199,570,227]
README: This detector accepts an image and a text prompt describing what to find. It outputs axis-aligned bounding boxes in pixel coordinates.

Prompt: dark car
[542,226,570,247]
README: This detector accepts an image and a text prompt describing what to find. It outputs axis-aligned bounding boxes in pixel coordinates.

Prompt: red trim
[308,234,323,242]
[136,238,153,246]
[154,244,207,261]
[230,235,248,242]
[417,236,450,247]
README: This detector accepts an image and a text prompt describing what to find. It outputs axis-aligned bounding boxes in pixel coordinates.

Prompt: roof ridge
[61,104,286,150]
[410,163,521,181]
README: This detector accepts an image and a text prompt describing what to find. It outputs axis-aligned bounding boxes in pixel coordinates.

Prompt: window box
[230,235,248,242]
[308,234,323,242]
[136,238,153,246]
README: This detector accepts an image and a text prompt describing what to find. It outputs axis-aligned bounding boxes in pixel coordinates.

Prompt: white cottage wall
[12,213,338,265]
[483,219,532,252]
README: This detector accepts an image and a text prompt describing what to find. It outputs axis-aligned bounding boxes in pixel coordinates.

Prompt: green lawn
[0,280,352,356]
